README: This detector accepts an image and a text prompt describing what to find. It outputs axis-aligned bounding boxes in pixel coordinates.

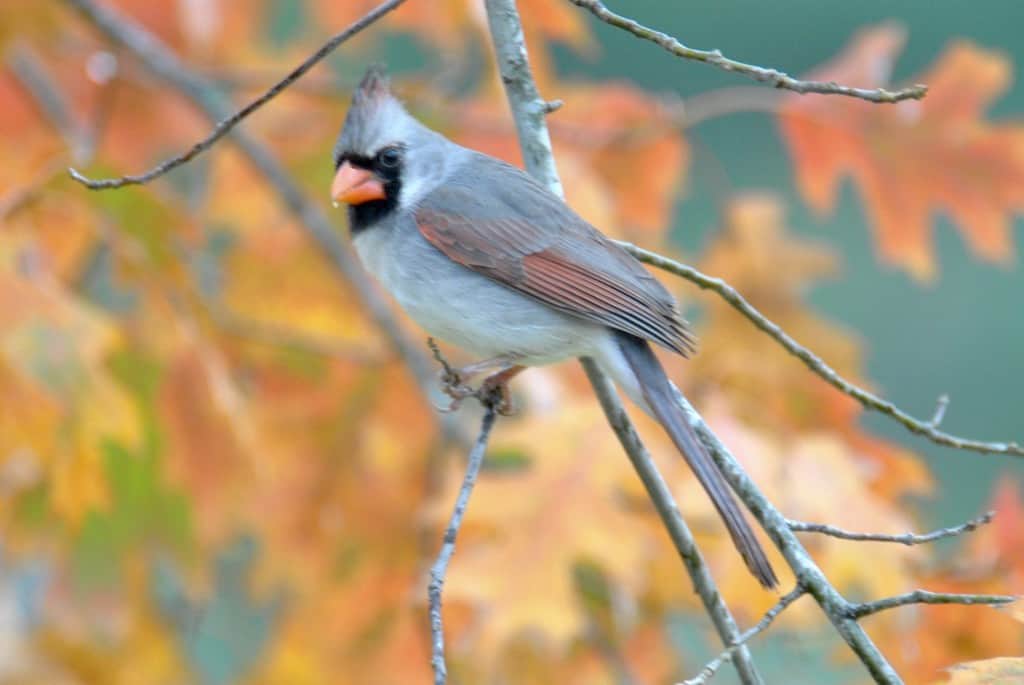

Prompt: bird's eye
[376,146,402,169]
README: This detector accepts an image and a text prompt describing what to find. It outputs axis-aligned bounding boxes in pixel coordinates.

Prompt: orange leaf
[779,25,1024,280]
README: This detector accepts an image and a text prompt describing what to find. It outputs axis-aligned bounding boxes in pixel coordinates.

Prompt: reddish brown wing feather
[414,179,695,356]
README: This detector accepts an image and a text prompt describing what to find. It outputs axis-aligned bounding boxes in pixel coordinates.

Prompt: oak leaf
[779,25,1024,280]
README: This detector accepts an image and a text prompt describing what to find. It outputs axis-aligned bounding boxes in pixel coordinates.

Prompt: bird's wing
[413,162,694,356]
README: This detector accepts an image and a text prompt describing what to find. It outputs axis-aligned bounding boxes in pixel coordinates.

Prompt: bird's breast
[352,219,602,365]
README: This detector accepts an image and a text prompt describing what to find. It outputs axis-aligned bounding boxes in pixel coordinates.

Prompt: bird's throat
[348,195,398,234]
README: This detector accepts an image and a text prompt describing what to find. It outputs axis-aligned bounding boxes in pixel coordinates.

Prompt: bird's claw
[479,375,515,416]
[437,370,477,413]
[436,367,515,415]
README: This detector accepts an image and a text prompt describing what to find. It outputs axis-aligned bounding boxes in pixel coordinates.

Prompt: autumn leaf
[779,24,1024,280]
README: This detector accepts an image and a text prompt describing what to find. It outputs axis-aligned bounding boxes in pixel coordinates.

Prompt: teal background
[554,1,1024,529]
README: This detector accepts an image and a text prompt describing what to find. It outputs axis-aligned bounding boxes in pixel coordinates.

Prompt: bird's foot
[427,340,524,413]
[477,366,524,416]
[437,368,478,413]
[435,364,524,415]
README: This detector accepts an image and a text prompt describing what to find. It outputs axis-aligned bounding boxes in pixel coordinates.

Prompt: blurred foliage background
[0,1,1022,683]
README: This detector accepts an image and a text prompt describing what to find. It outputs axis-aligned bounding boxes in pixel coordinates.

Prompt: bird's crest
[355,64,391,103]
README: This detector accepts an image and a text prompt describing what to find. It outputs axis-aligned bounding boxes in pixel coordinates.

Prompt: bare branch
[681,586,806,685]
[483,0,563,197]
[484,2,762,683]
[428,401,499,685]
[67,0,408,189]
[788,511,994,546]
[620,241,1024,459]
[567,0,927,103]
[849,590,1017,620]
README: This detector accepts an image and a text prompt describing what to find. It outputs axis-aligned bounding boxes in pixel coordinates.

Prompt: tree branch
[788,511,994,546]
[483,0,563,198]
[483,2,763,684]
[681,586,806,685]
[848,590,1016,620]
[567,0,927,103]
[619,241,1024,459]
[67,0,408,189]
[428,399,499,685]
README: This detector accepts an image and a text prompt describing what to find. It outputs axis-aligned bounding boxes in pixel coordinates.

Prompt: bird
[330,65,777,589]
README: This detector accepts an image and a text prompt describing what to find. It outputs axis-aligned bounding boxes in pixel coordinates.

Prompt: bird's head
[331,66,452,223]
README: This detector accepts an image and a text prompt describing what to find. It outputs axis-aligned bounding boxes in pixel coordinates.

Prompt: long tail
[614,332,778,589]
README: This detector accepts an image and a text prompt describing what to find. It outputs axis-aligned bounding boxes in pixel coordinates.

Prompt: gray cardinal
[330,66,777,589]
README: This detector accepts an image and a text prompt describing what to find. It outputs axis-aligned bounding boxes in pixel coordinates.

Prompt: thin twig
[567,0,927,103]
[681,586,806,685]
[849,591,1016,620]
[620,241,1024,459]
[68,0,408,189]
[788,511,994,546]
[484,2,762,683]
[929,394,950,428]
[428,403,499,685]
[427,337,458,384]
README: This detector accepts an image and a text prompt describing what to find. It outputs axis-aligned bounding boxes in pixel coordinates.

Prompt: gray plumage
[331,66,777,588]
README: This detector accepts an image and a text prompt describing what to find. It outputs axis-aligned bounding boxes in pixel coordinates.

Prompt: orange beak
[331,161,386,205]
